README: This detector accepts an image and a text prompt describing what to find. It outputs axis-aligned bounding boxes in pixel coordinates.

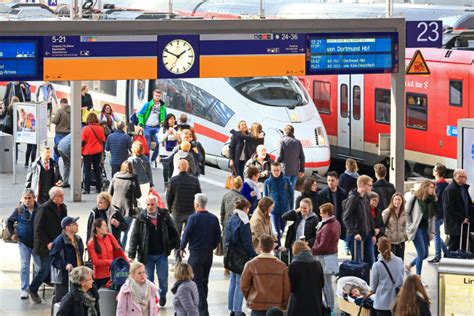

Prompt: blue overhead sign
[306,32,399,75]
[0,37,43,81]
[48,0,58,6]
[406,21,442,48]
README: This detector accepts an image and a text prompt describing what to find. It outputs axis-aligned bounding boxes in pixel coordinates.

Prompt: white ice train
[31,77,331,175]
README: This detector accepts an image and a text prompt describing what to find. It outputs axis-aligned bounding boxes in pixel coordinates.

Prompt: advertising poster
[462,127,474,199]
[14,102,37,144]
[439,273,474,316]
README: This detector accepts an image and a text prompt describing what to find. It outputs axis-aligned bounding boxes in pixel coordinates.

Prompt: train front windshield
[226,77,309,107]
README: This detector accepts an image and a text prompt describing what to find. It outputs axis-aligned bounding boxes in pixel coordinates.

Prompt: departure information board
[0,37,43,81]
[306,32,398,75]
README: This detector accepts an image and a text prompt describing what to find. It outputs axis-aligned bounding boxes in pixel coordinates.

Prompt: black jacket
[33,199,68,257]
[57,286,100,316]
[167,172,202,216]
[339,173,358,194]
[282,210,319,250]
[443,181,474,236]
[86,206,128,243]
[318,186,348,239]
[109,172,142,218]
[372,179,396,210]
[128,209,180,263]
[287,254,324,316]
[342,189,375,239]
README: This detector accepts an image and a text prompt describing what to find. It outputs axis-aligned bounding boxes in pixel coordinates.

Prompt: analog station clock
[162,39,196,75]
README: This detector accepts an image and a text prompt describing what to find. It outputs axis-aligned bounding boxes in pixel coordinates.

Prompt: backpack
[109,257,130,291]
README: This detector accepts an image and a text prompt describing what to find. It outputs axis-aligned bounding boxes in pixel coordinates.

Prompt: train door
[337,74,364,157]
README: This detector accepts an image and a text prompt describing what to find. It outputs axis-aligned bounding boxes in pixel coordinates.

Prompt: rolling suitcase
[446,223,474,259]
[98,287,118,316]
[276,249,292,266]
[338,239,370,283]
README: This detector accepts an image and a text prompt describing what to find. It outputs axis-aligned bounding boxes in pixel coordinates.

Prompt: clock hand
[164,48,180,58]
[176,50,188,58]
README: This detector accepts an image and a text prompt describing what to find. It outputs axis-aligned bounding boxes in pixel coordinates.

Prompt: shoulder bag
[380,261,400,294]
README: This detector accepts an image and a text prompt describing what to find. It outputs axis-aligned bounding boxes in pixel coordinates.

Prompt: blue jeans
[29,255,50,294]
[434,218,448,259]
[19,242,41,291]
[121,216,134,249]
[410,227,429,275]
[228,272,244,313]
[270,213,286,244]
[53,133,66,161]
[144,125,160,162]
[288,175,298,191]
[348,235,375,266]
[145,254,168,300]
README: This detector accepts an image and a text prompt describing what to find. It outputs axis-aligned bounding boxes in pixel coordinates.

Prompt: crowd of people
[2,82,474,316]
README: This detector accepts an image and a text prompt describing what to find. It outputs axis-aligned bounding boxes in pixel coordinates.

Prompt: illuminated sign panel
[306,32,398,75]
[0,37,43,81]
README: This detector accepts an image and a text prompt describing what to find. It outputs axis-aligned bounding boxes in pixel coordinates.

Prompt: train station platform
[0,143,443,316]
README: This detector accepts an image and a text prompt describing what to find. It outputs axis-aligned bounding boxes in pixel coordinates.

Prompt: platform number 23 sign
[406,21,442,48]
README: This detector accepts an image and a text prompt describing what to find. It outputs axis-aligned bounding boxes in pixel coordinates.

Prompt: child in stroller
[337,276,375,316]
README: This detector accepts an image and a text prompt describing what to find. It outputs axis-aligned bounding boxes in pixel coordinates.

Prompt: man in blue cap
[50,216,84,303]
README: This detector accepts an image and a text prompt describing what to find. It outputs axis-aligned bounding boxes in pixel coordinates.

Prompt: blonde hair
[346,158,358,172]
[292,240,310,256]
[233,176,243,189]
[131,141,143,156]
[96,192,112,207]
[129,261,145,278]
[250,122,262,138]
[299,197,313,211]
[357,175,372,188]
[414,180,435,201]
[237,120,247,130]
[180,141,191,152]
[174,263,194,281]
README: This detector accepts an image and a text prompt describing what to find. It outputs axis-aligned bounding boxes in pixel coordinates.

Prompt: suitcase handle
[353,237,364,262]
[460,222,470,252]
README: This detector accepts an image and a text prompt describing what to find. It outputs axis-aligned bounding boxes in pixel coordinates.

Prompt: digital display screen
[0,37,42,81]
[306,33,398,75]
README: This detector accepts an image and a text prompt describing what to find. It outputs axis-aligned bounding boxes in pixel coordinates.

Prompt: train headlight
[315,127,327,147]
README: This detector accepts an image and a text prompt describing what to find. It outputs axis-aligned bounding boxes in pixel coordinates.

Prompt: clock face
[162,39,195,75]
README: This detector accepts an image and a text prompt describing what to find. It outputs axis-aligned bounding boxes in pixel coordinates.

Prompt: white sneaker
[20,291,28,299]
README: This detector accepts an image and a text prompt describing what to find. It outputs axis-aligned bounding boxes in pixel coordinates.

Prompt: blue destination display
[200,33,305,55]
[0,38,42,81]
[44,35,157,58]
[306,33,398,75]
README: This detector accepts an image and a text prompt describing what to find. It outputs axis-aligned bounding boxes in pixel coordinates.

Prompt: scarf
[147,210,158,227]
[233,209,250,225]
[171,280,185,294]
[245,178,261,199]
[316,215,335,231]
[292,250,316,263]
[128,279,151,310]
[78,289,98,316]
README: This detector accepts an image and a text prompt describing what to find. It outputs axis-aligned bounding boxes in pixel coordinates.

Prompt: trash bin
[0,132,13,173]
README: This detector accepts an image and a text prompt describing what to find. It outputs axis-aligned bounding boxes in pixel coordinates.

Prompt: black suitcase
[446,223,474,259]
[338,239,370,283]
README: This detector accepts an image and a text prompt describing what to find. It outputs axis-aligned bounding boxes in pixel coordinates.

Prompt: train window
[226,77,309,107]
[375,88,390,124]
[406,92,428,131]
[340,84,348,118]
[157,79,234,127]
[313,81,331,114]
[353,85,361,120]
[449,80,462,107]
[82,80,117,96]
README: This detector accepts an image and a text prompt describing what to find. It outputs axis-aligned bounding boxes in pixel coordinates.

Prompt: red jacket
[312,216,341,255]
[82,123,105,155]
[87,233,127,280]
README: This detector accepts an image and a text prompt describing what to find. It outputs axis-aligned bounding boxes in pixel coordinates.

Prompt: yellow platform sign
[406,49,430,75]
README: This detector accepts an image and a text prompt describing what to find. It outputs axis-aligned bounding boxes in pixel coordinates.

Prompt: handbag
[224,247,247,274]
[380,261,400,294]
[133,130,149,156]
[214,235,224,256]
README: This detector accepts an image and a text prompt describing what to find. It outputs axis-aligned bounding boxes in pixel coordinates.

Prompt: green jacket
[137,100,167,127]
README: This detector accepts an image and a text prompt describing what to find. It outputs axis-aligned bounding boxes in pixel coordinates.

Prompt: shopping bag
[132,130,149,156]
[149,188,165,209]
[225,173,234,190]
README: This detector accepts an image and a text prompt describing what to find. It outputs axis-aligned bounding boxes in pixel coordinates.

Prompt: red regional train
[298,47,474,176]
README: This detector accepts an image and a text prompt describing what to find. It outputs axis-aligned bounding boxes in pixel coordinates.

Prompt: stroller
[82,162,110,192]
[336,276,374,316]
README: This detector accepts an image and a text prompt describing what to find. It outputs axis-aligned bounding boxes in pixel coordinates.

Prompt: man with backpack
[128,195,180,307]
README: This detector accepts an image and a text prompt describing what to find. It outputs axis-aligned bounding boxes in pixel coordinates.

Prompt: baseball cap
[61,216,79,229]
